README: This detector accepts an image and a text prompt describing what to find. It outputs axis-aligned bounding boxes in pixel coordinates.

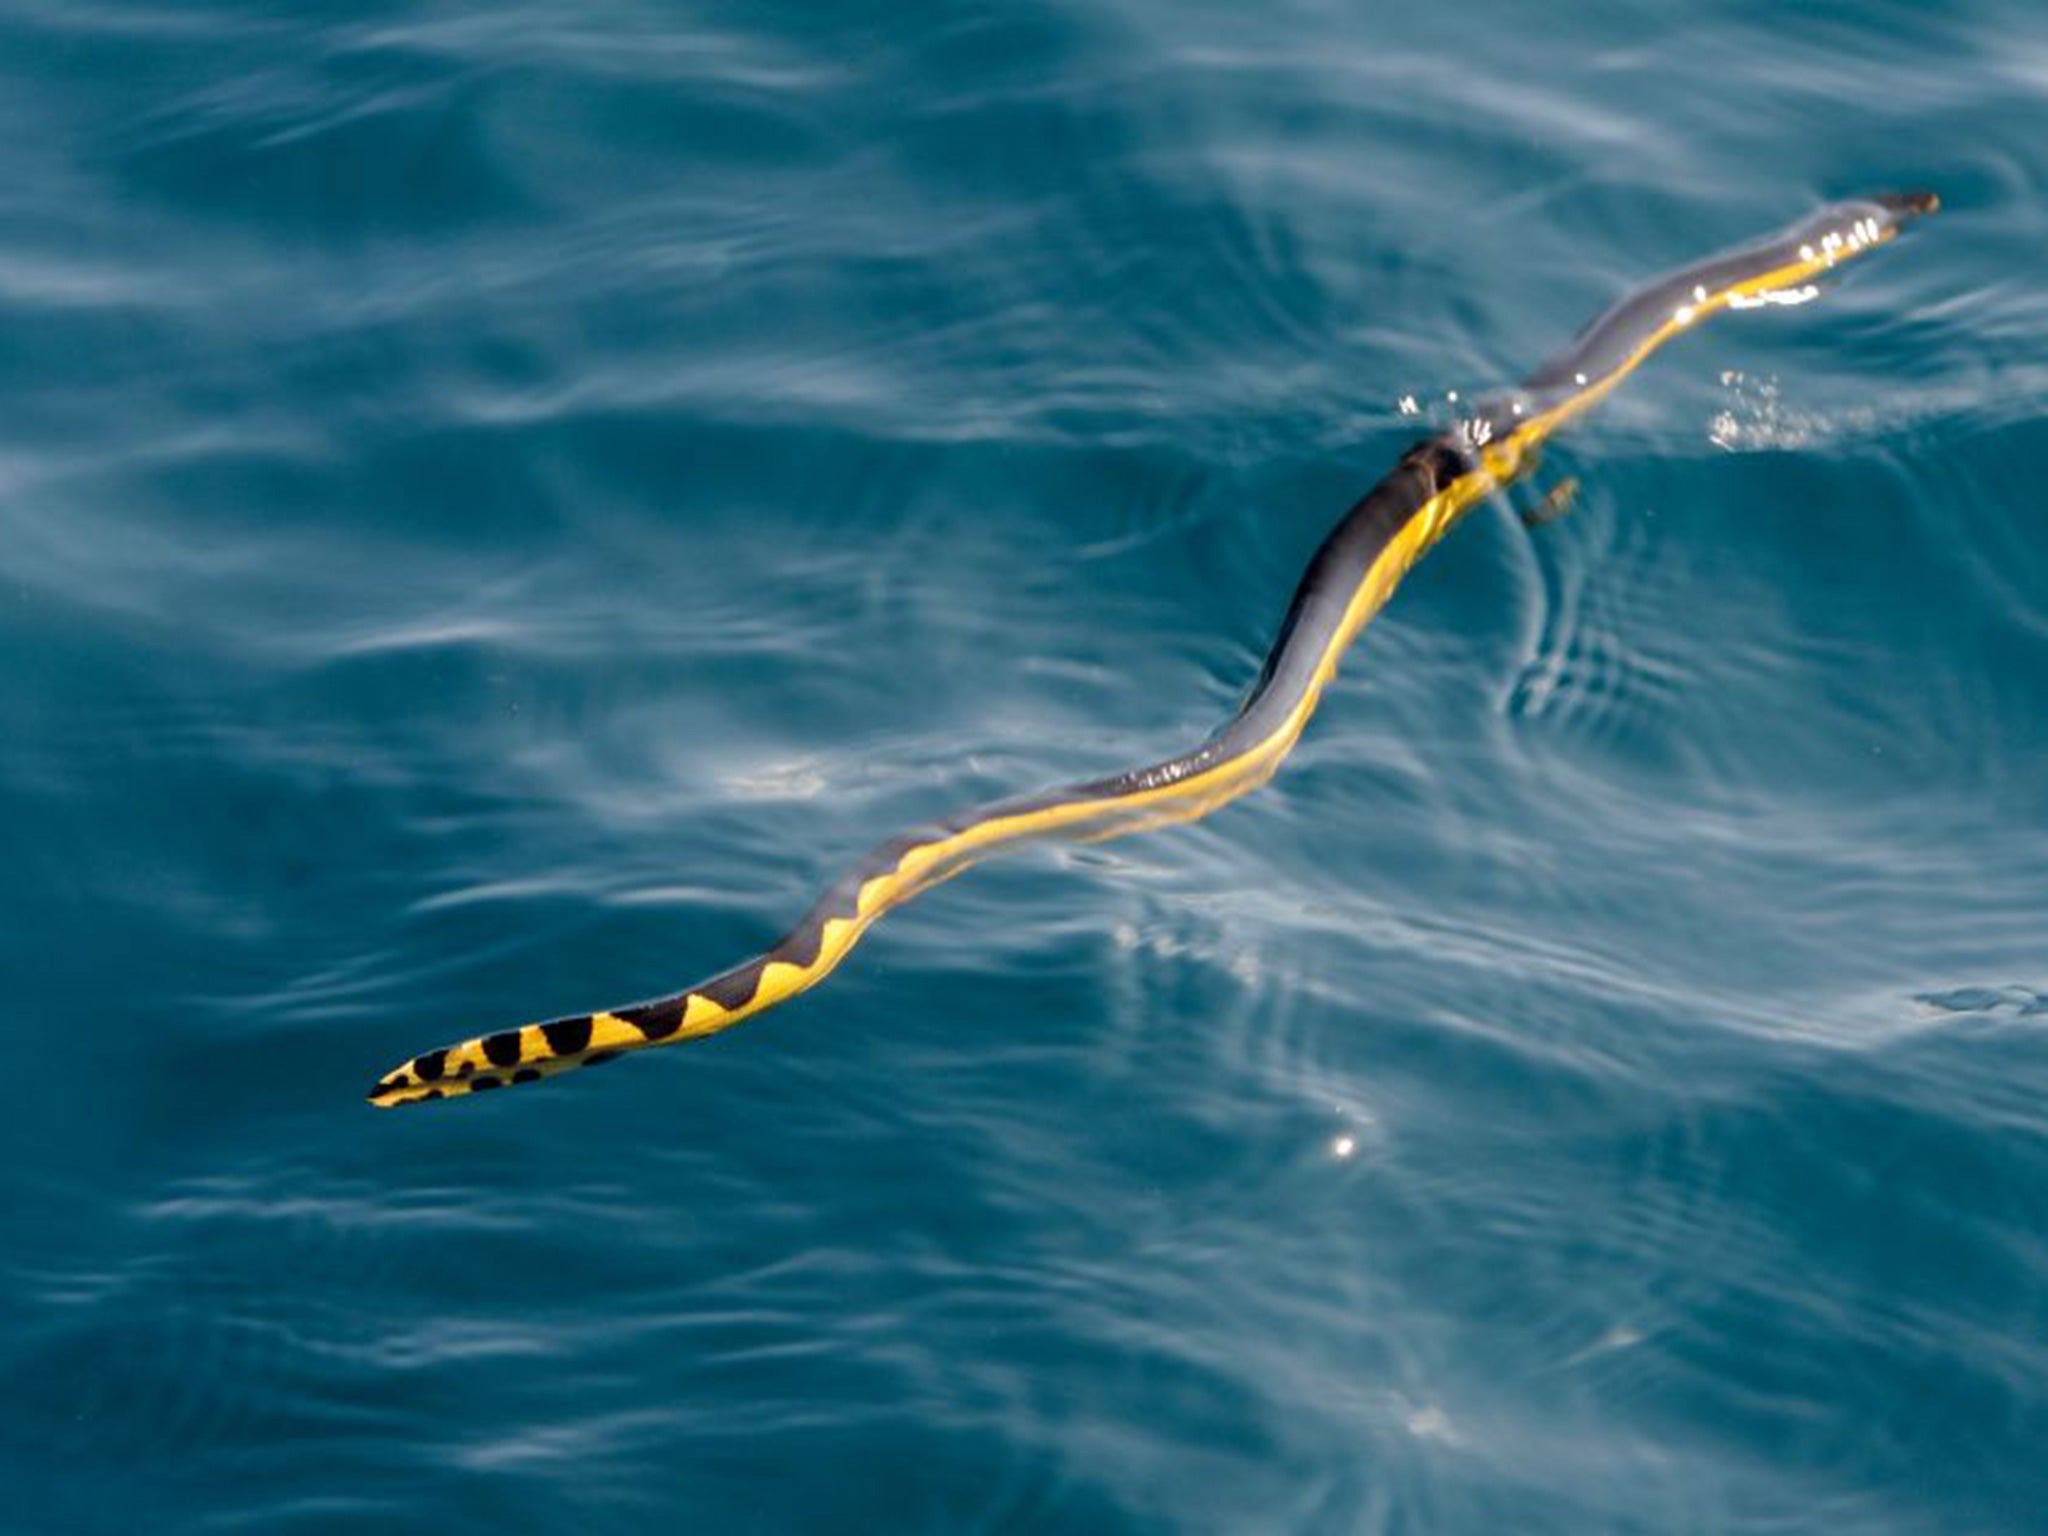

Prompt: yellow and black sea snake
[370,192,1937,1107]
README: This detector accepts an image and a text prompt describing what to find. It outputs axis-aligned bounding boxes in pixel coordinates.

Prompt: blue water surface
[3,1,2046,1530]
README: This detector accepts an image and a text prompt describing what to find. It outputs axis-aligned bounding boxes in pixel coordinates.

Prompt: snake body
[369,192,1936,1107]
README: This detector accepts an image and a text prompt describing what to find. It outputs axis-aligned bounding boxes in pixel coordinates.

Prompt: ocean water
[3,0,2045,1530]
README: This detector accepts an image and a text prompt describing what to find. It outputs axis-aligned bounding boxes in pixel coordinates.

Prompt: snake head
[1873,190,1940,220]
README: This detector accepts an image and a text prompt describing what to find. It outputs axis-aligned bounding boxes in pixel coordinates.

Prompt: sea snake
[369,192,1937,1107]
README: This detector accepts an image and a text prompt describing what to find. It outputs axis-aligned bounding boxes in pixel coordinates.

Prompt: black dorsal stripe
[697,961,766,1012]
[542,1017,593,1056]
[624,1001,684,1040]
[481,1031,523,1067]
